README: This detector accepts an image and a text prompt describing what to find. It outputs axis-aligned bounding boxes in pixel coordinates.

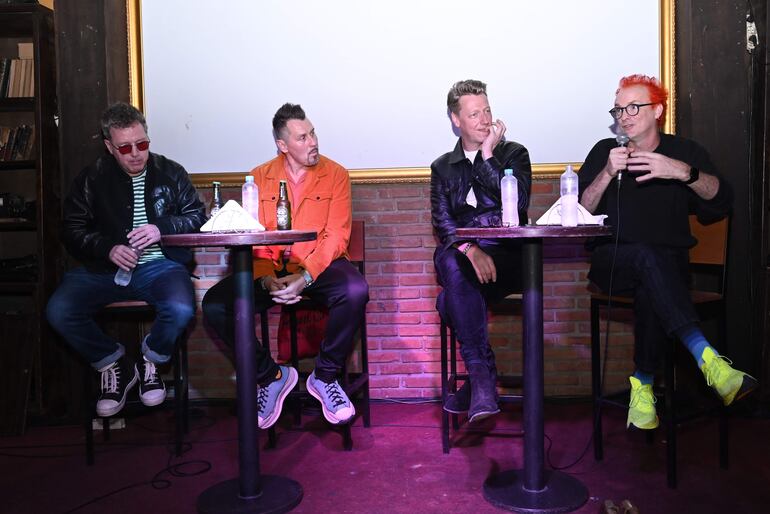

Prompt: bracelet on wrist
[301,269,314,287]
[461,243,474,256]
[684,166,699,185]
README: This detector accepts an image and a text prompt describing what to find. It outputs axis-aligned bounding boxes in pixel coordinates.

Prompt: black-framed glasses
[608,103,655,120]
[109,139,150,155]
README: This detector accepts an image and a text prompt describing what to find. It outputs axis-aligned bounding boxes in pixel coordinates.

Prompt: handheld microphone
[615,133,629,188]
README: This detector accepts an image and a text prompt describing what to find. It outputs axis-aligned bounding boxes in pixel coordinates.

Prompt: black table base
[197,475,303,514]
[483,470,588,513]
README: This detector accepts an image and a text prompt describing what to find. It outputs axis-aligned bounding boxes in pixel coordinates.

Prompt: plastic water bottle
[560,164,579,227]
[501,168,519,227]
[242,175,259,221]
[114,247,142,286]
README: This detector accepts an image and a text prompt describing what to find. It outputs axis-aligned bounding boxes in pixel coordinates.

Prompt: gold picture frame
[127,0,675,184]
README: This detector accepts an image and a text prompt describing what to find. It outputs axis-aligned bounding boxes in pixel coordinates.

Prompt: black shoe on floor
[468,364,500,423]
[138,357,166,407]
[443,380,471,414]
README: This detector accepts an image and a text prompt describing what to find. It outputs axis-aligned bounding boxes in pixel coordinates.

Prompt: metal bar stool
[439,292,524,453]
[590,215,730,488]
[263,220,370,450]
[84,300,190,465]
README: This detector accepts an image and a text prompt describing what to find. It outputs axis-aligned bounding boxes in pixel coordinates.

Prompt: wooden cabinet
[0,4,61,433]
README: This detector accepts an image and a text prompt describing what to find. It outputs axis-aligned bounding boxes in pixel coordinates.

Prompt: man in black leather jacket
[47,102,206,418]
[431,79,531,422]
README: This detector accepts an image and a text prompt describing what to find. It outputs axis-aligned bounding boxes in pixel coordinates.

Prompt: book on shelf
[0,58,9,98]
[0,125,34,162]
[17,43,33,61]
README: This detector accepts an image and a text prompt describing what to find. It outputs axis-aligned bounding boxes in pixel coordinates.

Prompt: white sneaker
[96,358,138,417]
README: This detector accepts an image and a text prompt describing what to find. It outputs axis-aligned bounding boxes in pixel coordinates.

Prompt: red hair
[617,74,668,128]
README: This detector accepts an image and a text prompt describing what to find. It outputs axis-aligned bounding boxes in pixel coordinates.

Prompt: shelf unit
[0,4,61,434]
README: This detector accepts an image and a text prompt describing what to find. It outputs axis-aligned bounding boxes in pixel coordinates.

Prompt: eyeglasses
[109,139,150,155]
[608,103,655,120]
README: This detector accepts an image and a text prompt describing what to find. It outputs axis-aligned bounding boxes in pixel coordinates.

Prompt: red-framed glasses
[109,139,150,155]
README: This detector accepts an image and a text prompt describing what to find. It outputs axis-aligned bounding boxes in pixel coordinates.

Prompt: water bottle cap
[565,164,574,173]
[504,168,513,176]
[245,175,254,183]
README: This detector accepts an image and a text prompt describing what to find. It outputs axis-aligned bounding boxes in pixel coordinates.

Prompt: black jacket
[430,138,532,249]
[61,152,206,272]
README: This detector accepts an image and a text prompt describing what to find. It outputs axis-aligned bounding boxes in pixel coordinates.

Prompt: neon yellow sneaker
[700,347,758,406]
[627,376,659,430]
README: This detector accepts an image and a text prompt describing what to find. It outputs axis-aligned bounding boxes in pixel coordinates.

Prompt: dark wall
[48,0,131,422]
[55,0,128,192]
[676,0,767,383]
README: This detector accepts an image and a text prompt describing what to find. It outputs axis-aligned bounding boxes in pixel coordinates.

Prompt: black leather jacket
[61,152,206,272]
[430,138,532,250]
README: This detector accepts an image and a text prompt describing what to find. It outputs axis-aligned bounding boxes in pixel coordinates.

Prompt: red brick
[379,237,424,249]
[352,199,396,212]
[397,299,438,312]
[396,199,431,210]
[381,262,424,274]
[380,338,424,350]
[398,248,435,261]
[398,324,441,337]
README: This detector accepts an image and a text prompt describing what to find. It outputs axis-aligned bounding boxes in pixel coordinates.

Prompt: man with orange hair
[579,75,756,430]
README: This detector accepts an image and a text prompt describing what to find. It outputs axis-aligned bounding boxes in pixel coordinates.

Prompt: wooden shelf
[0,97,34,112]
[0,281,36,295]
[0,160,35,171]
[0,218,35,230]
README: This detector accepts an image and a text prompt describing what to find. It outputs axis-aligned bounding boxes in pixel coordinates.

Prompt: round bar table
[163,229,316,514]
[456,225,611,513]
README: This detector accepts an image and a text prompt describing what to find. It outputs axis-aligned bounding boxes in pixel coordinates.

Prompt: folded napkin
[535,197,607,226]
[200,199,265,232]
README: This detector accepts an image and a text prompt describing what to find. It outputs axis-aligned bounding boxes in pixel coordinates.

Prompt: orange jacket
[251,153,351,280]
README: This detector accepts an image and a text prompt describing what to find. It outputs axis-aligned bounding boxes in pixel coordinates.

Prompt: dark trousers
[588,243,698,374]
[202,258,369,385]
[434,241,523,370]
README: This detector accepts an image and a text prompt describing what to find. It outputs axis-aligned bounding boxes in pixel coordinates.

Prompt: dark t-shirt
[577,133,732,249]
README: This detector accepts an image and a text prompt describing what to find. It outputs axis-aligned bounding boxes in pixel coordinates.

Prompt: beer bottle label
[277,206,290,230]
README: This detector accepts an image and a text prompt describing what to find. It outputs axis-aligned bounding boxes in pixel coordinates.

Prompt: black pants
[202,258,369,384]
[588,243,698,374]
[434,241,523,370]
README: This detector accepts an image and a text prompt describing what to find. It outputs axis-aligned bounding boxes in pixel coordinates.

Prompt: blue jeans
[46,259,195,369]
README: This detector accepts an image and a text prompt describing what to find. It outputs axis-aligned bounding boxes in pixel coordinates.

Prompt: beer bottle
[276,180,292,230]
[210,181,222,218]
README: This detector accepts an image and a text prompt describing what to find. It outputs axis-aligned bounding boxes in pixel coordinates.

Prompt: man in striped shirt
[47,102,206,418]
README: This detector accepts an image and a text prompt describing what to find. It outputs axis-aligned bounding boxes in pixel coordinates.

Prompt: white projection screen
[130,0,672,179]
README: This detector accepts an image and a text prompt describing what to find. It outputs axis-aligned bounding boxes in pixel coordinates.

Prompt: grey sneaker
[306,371,355,425]
[96,357,138,417]
[257,365,298,429]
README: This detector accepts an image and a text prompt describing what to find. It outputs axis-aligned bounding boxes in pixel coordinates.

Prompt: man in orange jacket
[203,103,369,429]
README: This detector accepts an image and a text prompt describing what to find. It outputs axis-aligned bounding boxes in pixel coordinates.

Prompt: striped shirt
[131,171,164,264]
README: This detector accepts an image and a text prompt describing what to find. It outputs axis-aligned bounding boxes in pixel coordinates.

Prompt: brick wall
[184,178,635,400]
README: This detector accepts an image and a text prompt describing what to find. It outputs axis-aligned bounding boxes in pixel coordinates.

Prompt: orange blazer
[251,153,351,280]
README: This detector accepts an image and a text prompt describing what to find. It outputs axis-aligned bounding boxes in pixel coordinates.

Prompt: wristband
[301,269,314,287]
[684,166,699,185]
[461,243,474,256]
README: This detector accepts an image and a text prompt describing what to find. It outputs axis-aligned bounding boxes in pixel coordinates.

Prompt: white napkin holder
[200,199,265,232]
[535,197,607,226]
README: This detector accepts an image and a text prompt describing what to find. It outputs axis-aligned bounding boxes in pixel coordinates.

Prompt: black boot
[443,380,471,413]
[468,363,500,423]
